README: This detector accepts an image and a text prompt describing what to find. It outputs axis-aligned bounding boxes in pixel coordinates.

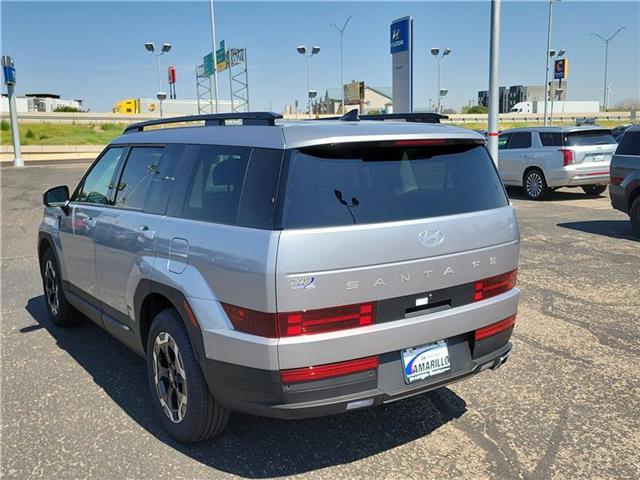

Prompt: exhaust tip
[491,354,509,370]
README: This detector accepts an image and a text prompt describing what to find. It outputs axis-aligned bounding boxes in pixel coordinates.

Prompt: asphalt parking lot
[1,163,639,479]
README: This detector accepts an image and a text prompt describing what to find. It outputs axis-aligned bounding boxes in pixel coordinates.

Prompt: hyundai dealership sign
[390,16,413,112]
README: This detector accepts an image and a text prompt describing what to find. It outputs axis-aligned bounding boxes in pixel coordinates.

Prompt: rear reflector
[475,314,517,341]
[559,149,574,166]
[221,301,376,338]
[280,356,379,384]
[474,269,517,302]
[610,176,624,186]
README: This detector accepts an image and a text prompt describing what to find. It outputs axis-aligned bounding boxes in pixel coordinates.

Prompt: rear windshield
[279,142,508,229]
[564,130,616,146]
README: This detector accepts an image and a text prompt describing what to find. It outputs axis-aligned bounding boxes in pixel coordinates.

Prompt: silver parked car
[38,112,520,442]
[498,126,617,200]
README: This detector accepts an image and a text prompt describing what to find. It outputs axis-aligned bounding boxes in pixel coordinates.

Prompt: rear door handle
[138,225,149,231]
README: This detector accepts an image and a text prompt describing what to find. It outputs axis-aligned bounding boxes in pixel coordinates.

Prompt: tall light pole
[331,15,352,114]
[487,0,501,165]
[144,42,172,96]
[591,26,626,112]
[430,47,452,113]
[543,0,560,126]
[209,0,220,112]
[297,45,321,118]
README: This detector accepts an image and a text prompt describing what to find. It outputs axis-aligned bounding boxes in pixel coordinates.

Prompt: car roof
[500,126,611,134]
[110,119,485,150]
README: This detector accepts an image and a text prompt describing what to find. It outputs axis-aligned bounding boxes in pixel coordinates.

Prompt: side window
[182,145,252,225]
[539,132,562,147]
[508,132,532,149]
[74,147,124,204]
[616,131,640,156]
[498,134,511,150]
[114,147,164,210]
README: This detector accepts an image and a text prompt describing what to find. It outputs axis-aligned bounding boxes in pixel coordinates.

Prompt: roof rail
[123,112,283,134]
[318,109,448,124]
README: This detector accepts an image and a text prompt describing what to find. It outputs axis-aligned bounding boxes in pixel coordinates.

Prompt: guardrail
[1,110,633,125]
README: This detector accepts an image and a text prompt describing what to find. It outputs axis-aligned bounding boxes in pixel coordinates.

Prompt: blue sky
[2,0,638,112]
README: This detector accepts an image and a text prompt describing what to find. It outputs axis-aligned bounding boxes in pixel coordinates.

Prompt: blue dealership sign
[390,18,410,54]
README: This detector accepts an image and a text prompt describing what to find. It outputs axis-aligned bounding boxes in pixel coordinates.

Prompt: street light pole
[144,42,172,101]
[591,27,626,112]
[487,0,501,166]
[430,47,452,113]
[297,45,321,118]
[209,0,220,112]
[543,0,559,126]
[331,15,352,114]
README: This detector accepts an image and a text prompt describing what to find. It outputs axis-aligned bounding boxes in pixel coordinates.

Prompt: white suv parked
[498,127,617,200]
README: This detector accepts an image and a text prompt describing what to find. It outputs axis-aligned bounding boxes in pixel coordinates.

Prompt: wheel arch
[134,280,207,367]
[522,165,546,185]
[628,184,640,212]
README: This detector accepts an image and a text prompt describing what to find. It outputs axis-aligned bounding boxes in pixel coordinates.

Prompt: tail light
[475,314,517,341]
[221,302,376,338]
[473,269,517,302]
[559,149,574,166]
[610,176,624,186]
[280,356,379,384]
[278,302,375,337]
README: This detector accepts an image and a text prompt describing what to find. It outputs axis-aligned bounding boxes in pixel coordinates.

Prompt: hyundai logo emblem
[392,29,401,41]
[418,229,444,247]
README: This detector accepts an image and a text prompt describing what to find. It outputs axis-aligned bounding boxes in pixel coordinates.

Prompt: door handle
[86,217,97,228]
[137,225,149,232]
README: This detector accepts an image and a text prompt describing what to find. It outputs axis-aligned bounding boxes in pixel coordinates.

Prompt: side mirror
[43,185,70,213]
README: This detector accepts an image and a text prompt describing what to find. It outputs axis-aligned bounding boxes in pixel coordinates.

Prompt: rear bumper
[204,336,513,420]
[547,166,610,188]
[609,184,628,214]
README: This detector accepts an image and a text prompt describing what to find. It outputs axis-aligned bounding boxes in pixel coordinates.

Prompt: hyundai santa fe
[38,112,520,442]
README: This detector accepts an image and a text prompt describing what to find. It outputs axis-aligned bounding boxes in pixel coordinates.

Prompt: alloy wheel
[153,332,188,423]
[44,260,59,316]
[526,172,543,198]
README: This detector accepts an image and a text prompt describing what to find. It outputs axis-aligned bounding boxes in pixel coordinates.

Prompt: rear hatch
[564,129,617,171]
[274,138,520,318]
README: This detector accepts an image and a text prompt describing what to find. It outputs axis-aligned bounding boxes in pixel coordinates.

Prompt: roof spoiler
[123,112,283,134]
[317,109,448,124]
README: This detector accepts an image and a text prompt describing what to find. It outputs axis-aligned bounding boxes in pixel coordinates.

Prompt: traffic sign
[2,56,16,85]
[554,58,568,79]
[216,40,227,72]
[202,52,214,77]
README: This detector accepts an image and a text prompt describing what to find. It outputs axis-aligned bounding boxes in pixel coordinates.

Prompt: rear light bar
[221,301,376,338]
[473,269,517,302]
[280,356,379,384]
[475,314,516,341]
[559,149,574,166]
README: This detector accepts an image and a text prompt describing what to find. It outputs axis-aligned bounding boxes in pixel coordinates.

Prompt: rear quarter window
[615,131,640,156]
[279,142,508,229]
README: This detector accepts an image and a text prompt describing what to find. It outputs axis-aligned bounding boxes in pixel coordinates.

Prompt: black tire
[523,169,551,200]
[630,196,640,237]
[146,309,229,443]
[40,248,80,327]
[582,185,607,196]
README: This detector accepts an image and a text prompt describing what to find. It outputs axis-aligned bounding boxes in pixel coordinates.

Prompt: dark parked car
[610,126,640,235]
[611,124,634,143]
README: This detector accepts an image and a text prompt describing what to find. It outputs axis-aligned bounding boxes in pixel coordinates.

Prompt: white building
[0,93,84,113]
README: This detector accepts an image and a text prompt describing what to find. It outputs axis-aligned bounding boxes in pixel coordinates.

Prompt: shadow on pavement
[505,186,605,201]
[24,295,467,478]
[557,220,638,242]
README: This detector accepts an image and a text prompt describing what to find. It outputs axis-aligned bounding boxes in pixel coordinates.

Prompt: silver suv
[498,126,617,199]
[38,112,520,442]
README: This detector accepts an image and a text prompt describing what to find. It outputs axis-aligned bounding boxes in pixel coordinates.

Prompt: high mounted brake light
[473,269,517,302]
[221,302,376,338]
[394,139,447,146]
